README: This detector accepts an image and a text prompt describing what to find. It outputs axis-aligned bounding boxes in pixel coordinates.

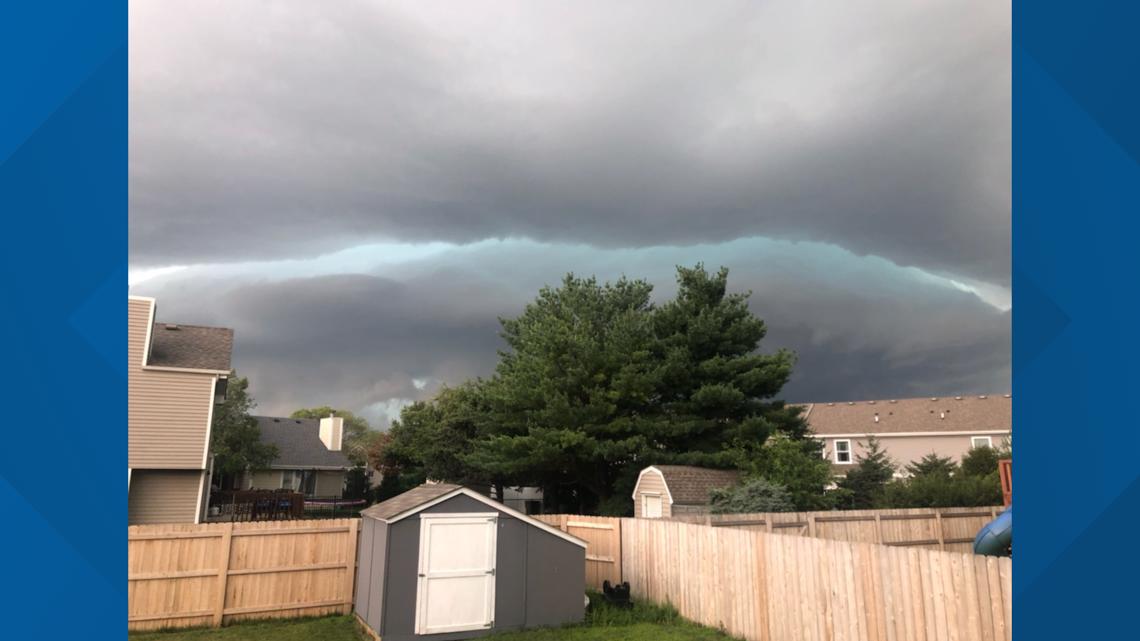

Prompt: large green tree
[466,274,658,513]
[466,265,803,514]
[290,406,377,465]
[836,436,896,509]
[210,374,278,478]
[382,382,495,487]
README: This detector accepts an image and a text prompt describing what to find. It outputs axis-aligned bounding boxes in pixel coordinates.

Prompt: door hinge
[486,568,495,575]
[418,573,426,577]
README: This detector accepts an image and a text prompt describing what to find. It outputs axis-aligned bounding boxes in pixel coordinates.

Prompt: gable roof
[148,322,234,371]
[361,483,587,549]
[651,465,741,504]
[253,416,353,469]
[801,395,1012,436]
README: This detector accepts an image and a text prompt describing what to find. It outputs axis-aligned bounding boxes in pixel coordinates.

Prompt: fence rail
[127,518,359,631]
[622,518,1012,641]
[670,506,1003,554]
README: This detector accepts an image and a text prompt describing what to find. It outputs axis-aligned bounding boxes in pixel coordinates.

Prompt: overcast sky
[128,0,1010,427]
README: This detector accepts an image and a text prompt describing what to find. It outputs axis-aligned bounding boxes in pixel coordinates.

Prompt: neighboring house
[802,394,1012,475]
[241,415,354,497]
[631,465,741,518]
[494,486,544,515]
[128,296,234,525]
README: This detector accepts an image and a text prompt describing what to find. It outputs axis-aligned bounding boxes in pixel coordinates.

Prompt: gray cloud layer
[132,239,1009,427]
[130,0,1010,285]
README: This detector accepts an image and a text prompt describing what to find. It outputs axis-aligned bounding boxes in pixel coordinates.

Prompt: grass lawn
[129,593,738,641]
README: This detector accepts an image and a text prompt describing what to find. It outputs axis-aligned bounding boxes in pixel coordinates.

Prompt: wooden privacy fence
[535,514,622,589]
[128,518,359,631]
[670,506,1003,555]
[623,518,1012,641]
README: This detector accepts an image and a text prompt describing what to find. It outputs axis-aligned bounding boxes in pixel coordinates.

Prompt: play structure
[973,458,1012,556]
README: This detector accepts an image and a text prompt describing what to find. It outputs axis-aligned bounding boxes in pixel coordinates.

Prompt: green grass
[128,616,361,641]
[127,593,738,641]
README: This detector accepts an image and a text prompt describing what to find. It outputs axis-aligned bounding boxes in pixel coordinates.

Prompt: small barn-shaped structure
[355,484,586,641]
[631,465,740,518]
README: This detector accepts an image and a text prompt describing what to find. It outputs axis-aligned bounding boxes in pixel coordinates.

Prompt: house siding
[315,470,345,496]
[128,469,205,524]
[128,298,219,470]
[632,468,671,518]
[820,432,1011,473]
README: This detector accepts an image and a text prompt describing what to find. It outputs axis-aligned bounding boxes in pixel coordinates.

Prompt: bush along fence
[622,517,1012,641]
[669,506,1004,555]
[127,518,359,631]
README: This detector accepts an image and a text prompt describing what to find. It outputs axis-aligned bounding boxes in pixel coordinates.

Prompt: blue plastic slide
[973,505,1012,556]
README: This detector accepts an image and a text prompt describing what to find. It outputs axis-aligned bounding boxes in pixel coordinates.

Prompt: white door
[643,494,662,518]
[415,513,498,635]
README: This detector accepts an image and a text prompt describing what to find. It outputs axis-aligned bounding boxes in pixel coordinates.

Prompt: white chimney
[319,414,344,451]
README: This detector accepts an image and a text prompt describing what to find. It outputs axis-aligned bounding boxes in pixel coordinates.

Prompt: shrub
[709,477,794,513]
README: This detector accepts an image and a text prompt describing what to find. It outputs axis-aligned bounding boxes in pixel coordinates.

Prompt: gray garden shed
[354,483,587,641]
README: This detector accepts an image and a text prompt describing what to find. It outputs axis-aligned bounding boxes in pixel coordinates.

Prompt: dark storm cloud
[130,0,1010,284]
[131,239,1010,426]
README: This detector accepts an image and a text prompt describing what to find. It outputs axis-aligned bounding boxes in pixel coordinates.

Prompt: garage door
[415,513,498,634]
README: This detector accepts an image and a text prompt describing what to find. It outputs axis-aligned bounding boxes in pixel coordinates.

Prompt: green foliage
[878,472,1002,508]
[343,466,370,500]
[384,265,805,515]
[383,382,495,485]
[584,591,682,626]
[836,436,896,509]
[210,374,278,477]
[709,476,794,513]
[905,452,958,479]
[880,443,1009,508]
[742,434,834,510]
[289,406,375,465]
[960,443,1010,477]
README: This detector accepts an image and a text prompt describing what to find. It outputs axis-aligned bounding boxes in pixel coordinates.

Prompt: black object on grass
[602,580,632,608]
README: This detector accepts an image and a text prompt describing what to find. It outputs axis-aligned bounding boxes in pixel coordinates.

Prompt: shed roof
[253,416,354,469]
[651,465,741,504]
[362,483,463,520]
[801,394,1012,436]
[148,322,234,371]
[361,484,587,549]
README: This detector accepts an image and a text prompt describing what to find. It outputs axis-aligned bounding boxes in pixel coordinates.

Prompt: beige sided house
[128,296,233,524]
[631,465,740,518]
[803,394,1012,475]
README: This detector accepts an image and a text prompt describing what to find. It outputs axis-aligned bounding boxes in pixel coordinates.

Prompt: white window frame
[833,439,853,464]
[971,436,993,449]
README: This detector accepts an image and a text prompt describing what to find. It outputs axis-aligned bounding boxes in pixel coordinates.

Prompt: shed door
[643,494,662,518]
[415,513,498,634]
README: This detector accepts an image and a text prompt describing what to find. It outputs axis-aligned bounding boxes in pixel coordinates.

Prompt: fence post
[875,514,884,544]
[807,515,817,538]
[213,523,234,627]
[765,519,773,534]
[342,519,359,613]
[934,511,945,551]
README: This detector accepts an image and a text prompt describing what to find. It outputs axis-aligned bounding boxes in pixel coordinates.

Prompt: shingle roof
[654,465,741,504]
[254,416,353,469]
[361,483,462,520]
[801,395,1012,435]
[148,323,234,371]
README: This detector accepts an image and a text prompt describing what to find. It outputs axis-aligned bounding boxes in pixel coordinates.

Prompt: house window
[281,470,317,496]
[834,439,852,464]
[971,436,993,449]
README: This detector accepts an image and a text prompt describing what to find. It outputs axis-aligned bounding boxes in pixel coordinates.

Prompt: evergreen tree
[837,435,896,508]
[905,452,958,479]
[709,477,794,514]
